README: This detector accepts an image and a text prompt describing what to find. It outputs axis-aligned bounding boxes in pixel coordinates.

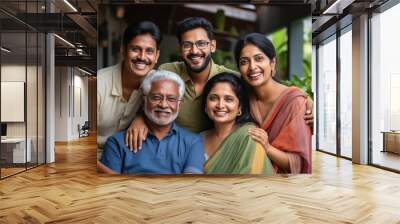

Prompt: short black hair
[123,21,162,49]
[176,17,214,43]
[202,73,253,126]
[234,32,279,81]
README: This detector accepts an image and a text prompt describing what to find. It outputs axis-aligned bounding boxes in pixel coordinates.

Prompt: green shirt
[159,60,239,133]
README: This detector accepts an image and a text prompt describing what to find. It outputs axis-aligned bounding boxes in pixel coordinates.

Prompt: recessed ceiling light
[77,67,93,76]
[54,34,75,48]
[1,47,11,53]
[63,0,78,12]
[322,0,354,15]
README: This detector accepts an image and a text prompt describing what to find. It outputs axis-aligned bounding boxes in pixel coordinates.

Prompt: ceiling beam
[67,13,97,40]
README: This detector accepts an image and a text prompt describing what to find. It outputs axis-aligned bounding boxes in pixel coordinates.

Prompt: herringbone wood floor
[1,134,400,223]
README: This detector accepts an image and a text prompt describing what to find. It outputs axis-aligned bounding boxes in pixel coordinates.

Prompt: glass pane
[312,45,317,151]
[317,37,337,154]
[371,3,400,171]
[26,0,40,168]
[1,30,27,177]
[339,29,352,158]
[38,32,45,165]
[27,31,38,169]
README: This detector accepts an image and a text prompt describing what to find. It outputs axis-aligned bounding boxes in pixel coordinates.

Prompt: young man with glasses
[99,70,204,174]
[159,17,239,133]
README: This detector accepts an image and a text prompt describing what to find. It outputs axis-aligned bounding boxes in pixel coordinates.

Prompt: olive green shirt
[159,60,239,133]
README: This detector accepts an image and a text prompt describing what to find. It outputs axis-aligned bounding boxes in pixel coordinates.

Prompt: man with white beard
[99,70,205,174]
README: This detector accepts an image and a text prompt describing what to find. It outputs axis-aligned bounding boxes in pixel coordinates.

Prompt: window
[317,36,337,154]
[0,1,47,179]
[339,28,352,158]
[371,3,400,171]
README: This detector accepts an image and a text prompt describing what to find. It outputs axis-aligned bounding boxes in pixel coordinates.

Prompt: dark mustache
[132,58,152,65]
[188,53,205,58]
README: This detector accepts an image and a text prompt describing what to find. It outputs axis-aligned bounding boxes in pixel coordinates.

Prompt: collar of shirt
[179,59,220,84]
[111,62,123,97]
[147,122,179,140]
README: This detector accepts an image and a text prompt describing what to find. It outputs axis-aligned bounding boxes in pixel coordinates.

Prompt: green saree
[205,123,275,175]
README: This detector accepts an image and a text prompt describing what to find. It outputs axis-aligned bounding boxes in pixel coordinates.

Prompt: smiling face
[144,80,181,127]
[122,33,160,77]
[179,27,216,74]
[238,44,276,88]
[205,82,241,125]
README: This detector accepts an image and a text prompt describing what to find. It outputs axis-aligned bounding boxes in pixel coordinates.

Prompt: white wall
[1,64,46,163]
[55,66,69,141]
[72,72,89,138]
[1,65,26,136]
[54,67,89,141]
[1,65,41,137]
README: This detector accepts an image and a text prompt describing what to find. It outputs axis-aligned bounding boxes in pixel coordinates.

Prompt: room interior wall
[71,71,89,138]
[54,66,89,141]
[54,66,69,141]
[1,64,41,139]
[1,64,45,163]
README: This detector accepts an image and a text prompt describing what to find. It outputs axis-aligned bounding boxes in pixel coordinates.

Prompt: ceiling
[100,0,310,4]
[311,0,390,43]
[7,0,378,72]
[1,0,314,74]
[0,0,97,73]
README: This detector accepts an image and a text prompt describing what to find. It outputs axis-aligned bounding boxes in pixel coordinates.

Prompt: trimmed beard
[144,101,178,126]
[183,53,212,73]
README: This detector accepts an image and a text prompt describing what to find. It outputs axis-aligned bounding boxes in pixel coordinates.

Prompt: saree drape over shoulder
[250,87,312,174]
[204,123,275,175]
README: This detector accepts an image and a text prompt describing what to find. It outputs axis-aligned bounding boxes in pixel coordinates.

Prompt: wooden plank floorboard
[1,134,400,223]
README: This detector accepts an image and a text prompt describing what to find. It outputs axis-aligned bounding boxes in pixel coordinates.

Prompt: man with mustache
[99,70,205,174]
[97,21,161,159]
[126,17,314,151]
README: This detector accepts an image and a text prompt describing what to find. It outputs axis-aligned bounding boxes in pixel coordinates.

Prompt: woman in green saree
[201,73,275,175]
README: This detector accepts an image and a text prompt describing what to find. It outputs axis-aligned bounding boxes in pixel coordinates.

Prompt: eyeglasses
[146,94,182,105]
[181,40,210,51]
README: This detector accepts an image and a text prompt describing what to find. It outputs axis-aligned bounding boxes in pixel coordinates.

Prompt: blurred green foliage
[281,71,313,99]
[212,49,236,71]
[215,9,226,32]
[271,28,288,80]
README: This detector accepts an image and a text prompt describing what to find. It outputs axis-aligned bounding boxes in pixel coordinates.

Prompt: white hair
[140,70,185,98]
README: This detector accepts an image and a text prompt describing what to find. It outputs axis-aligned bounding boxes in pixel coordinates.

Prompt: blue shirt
[101,123,205,174]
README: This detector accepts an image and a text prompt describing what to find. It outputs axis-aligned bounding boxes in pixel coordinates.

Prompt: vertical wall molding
[336,30,341,157]
[46,32,55,163]
[352,14,369,164]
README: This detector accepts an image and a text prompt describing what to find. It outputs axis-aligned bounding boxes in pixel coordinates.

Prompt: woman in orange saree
[234,33,312,174]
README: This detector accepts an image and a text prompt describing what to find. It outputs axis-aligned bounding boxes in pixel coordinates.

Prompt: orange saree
[250,87,312,174]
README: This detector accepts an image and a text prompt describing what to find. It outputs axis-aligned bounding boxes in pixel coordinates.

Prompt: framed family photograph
[96,3,312,175]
